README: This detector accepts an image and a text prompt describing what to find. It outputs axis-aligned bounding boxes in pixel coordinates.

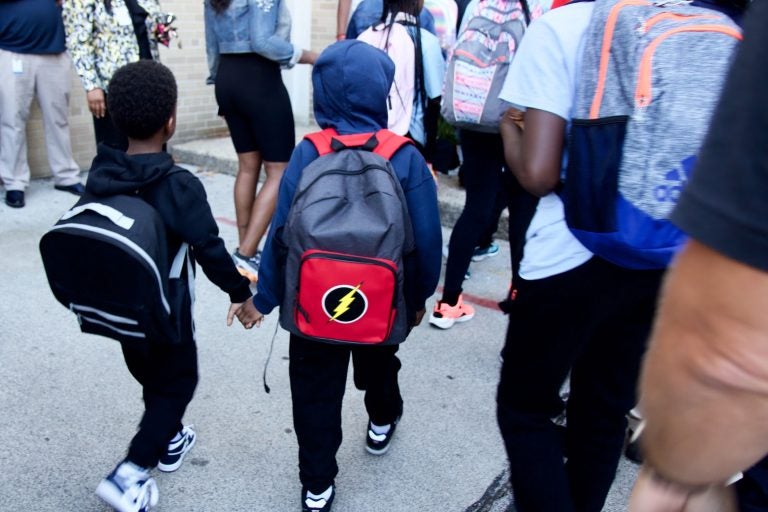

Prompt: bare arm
[639,239,768,486]
[499,107,565,197]
[336,0,352,39]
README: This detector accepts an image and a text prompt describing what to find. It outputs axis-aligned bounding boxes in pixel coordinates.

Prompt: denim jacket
[204,0,300,84]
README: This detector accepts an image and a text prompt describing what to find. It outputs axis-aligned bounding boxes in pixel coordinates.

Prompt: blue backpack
[563,0,741,269]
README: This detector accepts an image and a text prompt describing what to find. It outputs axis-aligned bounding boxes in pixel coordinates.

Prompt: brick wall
[25,0,338,179]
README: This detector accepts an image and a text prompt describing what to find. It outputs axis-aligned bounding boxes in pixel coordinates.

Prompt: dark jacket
[85,144,252,304]
[253,39,442,325]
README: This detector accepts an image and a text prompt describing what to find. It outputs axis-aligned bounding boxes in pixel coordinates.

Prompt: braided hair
[379,0,429,114]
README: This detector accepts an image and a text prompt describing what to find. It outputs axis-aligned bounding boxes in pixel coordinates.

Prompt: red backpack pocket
[295,249,398,344]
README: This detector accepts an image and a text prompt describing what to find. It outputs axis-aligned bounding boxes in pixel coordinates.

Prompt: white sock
[370,422,391,435]
[169,430,183,443]
[307,485,333,501]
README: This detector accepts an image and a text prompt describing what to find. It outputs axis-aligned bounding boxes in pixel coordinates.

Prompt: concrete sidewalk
[0,131,638,511]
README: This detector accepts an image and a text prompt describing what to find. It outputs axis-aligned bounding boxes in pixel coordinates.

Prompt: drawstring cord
[262,319,280,393]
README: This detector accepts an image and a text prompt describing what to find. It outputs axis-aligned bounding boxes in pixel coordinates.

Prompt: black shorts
[215,53,295,161]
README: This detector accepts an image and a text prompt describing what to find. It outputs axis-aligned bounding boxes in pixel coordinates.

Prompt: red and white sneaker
[429,295,475,329]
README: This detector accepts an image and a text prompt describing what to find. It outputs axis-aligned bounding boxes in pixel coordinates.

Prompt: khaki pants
[0,49,80,192]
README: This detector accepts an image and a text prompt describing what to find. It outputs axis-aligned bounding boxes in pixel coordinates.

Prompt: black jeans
[444,130,509,299]
[121,339,199,469]
[289,335,403,494]
[497,257,663,512]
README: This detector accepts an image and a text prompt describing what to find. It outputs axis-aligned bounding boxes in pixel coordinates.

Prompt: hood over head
[312,39,395,135]
[85,144,175,196]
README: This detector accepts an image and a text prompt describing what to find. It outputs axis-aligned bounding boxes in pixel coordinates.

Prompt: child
[233,40,442,512]
[85,60,252,512]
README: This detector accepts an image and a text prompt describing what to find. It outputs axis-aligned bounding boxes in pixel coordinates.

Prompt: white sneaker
[157,425,196,472]
[95,461,159,512]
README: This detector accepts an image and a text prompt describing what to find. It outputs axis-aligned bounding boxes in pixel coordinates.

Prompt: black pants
[121,339,199,469]
[738,455,768,512]
[444,130,509,299]
[496,257,663,512]
[93,108,128,151]
[289,335,403,494]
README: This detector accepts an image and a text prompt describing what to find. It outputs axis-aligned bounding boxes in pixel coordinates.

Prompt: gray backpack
[441,0,531,132]
[279,129,415,345]
[563,0,741,269]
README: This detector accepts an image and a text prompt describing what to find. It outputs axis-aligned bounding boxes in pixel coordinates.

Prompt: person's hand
[502,107,525,130]
[236,300,264,329]
[226,302,245,327]
[300,50,319,65]
[87,88,106,118]
[412,308,426,327]
[630,466,737,512]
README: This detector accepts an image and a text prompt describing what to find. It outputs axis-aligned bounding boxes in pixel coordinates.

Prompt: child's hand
[236,300,265,329]
[227,302,246,326]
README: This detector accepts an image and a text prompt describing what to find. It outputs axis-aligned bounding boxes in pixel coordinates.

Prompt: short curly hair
[107,60,178,141]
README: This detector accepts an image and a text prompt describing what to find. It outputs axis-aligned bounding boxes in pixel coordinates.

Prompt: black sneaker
[95,461,158,512]
[157,425,196,472]
[365,415,401,455]
[302,485,335,512]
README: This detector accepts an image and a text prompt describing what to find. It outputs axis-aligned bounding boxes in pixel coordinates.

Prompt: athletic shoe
[95,461,159,512]
[429,295,475,329]
[365,415,401,455]
[302,485,335,512]
[472,242,500,262]
[232,250,260,283]
[157,425,196,472]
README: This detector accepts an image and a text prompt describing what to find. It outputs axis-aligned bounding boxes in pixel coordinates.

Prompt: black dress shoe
[5,190,25,208]
[54,183,85,196]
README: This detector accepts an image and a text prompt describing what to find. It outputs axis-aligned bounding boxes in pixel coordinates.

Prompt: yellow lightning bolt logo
[329,282,363,322]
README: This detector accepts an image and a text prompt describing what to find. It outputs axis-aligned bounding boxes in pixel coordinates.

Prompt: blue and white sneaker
[95,461,159,512]
[472,242,500,262]
[157,425,196,472]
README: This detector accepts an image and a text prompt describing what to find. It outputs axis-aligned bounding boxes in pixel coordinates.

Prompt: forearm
[336,0,351,37]
[639,240,768,485]
[500,108,562,197]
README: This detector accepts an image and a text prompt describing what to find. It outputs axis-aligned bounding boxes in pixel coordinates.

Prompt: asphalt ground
[0,136,639,511]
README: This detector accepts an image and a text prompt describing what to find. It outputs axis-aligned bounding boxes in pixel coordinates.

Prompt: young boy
[233,40,442,512]
[85,60,252,512]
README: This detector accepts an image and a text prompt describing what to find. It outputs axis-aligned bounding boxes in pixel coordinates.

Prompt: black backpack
[40,189,192,345]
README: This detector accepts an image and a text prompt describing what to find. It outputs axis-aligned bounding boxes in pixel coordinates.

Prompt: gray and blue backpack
[564,0,742,269]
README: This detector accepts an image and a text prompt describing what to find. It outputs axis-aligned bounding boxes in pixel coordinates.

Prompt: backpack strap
[305,128,412,160]
[304,128,340,156]
[371,129,413,160]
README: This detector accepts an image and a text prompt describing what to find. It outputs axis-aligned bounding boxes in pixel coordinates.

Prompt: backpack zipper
[634,24,742,108]
[590,0,651,119]
[590,3,736,118]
